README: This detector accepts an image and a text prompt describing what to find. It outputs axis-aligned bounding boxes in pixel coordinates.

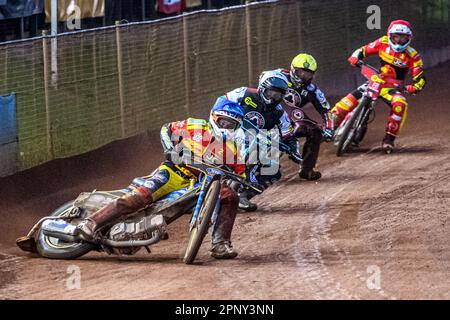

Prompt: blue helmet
[210,96,244,138]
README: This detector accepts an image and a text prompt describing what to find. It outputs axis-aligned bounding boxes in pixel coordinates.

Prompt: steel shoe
[210,241,238,259]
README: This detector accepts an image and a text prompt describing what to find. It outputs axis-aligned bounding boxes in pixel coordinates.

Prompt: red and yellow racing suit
[152,117,245,200]
[332,35,426,137]
[138,117,245,246]
[79,118,245,250]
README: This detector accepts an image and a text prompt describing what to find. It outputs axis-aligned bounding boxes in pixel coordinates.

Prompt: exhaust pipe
[41,219,80,243]
[102,232,161,247]
[41,215,166,248]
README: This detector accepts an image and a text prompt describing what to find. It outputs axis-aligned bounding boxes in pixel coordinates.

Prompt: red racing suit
[332,35,426,137]
[156,118,245,245]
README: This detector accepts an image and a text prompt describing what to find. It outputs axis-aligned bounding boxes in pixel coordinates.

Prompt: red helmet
[387,20,413,52]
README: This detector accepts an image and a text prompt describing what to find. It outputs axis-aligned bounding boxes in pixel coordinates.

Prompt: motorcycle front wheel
[336,96,369,157]
[183,179,221,264]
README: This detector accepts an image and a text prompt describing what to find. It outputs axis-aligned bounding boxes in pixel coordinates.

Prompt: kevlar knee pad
[386,96,408,136]
[331,93,359,127]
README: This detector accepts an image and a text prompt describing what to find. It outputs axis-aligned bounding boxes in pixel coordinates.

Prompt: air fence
[0,0,449,176]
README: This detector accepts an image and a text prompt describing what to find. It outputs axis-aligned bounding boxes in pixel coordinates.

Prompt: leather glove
[249,181,264,194]
[348,56,360,67]
[406,85,417,95]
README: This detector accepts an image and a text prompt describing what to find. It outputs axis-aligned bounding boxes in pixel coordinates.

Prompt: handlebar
[185,161,263,194]
[355,60,408,94]
[356,60,379,73]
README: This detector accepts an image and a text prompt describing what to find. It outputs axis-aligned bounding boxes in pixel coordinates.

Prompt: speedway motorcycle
[334,61,404,156]
[16,162,261,264]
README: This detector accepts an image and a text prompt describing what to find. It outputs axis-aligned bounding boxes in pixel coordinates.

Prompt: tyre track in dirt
[354,147,450,299]
[324,148,450,299]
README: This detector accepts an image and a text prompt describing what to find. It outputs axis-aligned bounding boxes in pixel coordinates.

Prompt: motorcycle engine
[108,215,166,255]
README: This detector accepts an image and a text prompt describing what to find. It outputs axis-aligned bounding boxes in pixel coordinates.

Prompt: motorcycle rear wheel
[183,179,221,264]
[36,201,95,259]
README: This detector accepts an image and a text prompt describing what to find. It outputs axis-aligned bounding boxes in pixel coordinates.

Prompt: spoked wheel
[35,201,95,259]
[183,179,221,264]
[336,97,369,157]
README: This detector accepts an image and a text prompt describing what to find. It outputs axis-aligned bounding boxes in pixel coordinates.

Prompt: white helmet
[258,70,289,107]
[387,20,413,52]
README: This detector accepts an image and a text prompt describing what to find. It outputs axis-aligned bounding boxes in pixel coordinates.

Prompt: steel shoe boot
[382,134,396,154]
[299,169,322,181]
[210,241,238,259]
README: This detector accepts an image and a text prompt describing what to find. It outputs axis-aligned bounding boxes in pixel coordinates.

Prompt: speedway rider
[77,99,246,259]
[330,20,426,153]
[223,70,302,212]
[275,53,334,181]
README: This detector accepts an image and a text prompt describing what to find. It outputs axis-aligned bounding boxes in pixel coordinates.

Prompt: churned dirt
[1,62,450,300]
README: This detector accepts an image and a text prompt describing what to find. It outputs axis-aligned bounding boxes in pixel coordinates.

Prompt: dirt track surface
[1,62,450,300]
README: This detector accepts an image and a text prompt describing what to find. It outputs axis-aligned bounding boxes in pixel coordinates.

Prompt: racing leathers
[331,35,426,142]
[224,87,300,209]
[278,68,333,178]
[78,118,245,259]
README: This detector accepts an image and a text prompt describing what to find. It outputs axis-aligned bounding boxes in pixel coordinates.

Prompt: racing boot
[382,133,396,154]
[299,126,322,181]
[77,187,153,243]
[330,94,359,129]
[299,168,322,181]
[211,241,238,259]
[238,189,258,212]
[211,185,239,259]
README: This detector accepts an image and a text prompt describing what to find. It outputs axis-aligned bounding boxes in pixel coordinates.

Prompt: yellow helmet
[291,53,318,71]
[290,53,317,86]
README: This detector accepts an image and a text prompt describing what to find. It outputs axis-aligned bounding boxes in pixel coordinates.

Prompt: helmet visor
[264,88,285,102]
[292,68,315,83]
[216,116,240,130]
[390,33,411,45]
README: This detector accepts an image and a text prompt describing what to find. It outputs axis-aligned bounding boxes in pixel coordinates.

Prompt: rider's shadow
[77,253,183,264]
[366,145,436,154]
[255,205,316,216]
[346,147,373,154]
[392,145,436,154]
[231,252,297,265]
[340,144,436,155]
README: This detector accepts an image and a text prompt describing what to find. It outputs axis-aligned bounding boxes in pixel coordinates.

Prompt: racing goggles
[389,33,411,45]
[216,116,241,130]
[292,67,315,83]
[264,88,286,102]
